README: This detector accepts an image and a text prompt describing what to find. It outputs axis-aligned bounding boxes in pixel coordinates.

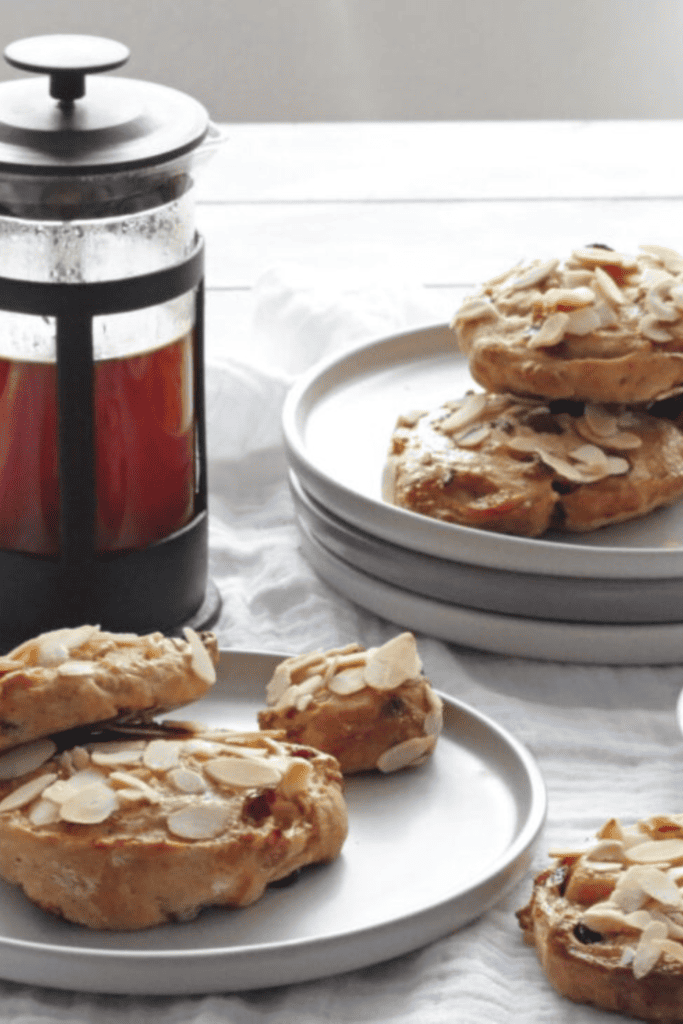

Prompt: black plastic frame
[0,236,214,649]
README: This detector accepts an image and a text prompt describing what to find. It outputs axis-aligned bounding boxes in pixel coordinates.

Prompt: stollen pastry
[452,244,683,405]
[517,815,683,1022]
[383,391,683,536]
[0,725,347,929]
[258,632,443,774]
[0,625,219,753]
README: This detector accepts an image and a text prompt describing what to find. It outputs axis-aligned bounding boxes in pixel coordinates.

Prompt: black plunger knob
[4,34,130,104]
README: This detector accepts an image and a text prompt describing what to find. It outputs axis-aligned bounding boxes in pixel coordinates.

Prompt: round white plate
[290,470,683,624]
[297,522,683,664]
[0,650,545,996]
[282,324,683,580]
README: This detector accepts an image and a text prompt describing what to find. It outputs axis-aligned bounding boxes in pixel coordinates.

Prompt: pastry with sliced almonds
[517,815,683,1022]
[0,725,347,929]
[257,633,443,775]
[0,624,219,753]
[383,391,683,536]
[452,244,683,405]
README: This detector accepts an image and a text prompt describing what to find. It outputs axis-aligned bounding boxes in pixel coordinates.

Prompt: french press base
[0,240,221,653]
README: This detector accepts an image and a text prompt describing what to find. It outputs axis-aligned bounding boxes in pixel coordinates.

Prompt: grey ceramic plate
[297,523,683,665]
[290,470,683,625]
[0,650,546,996]
[282,324,683,580]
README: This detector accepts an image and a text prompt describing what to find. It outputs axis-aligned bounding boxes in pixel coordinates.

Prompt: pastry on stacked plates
[383,244,683,538]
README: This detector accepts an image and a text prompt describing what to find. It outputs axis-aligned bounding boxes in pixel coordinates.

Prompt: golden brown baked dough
[452,244,683,405]
[0,625,219,753]
[257,633,443,774]
[383,391,683,536]
[0,726,347,929]
[518,815,683,1022]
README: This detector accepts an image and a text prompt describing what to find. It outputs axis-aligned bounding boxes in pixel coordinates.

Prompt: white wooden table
[197,120,683,365]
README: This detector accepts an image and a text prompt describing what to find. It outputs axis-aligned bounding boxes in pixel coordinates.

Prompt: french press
[0,34,221,649]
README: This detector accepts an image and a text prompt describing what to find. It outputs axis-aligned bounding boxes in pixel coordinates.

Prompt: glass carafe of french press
[0,35,221,649]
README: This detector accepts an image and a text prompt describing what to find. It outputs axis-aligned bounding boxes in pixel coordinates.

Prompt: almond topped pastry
[452,244,683,405]
[518,815,683,1022]
[258,633,443,774]
[383,392,683,536]
[0,625,219,753]
[0,725,347,929]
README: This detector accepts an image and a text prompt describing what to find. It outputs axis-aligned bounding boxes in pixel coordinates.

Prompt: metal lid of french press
[0,34,210,173]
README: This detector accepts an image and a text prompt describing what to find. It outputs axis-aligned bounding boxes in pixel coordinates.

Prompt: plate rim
[282,323,683,580]
[297,526,683,665]
[0,648,546,995]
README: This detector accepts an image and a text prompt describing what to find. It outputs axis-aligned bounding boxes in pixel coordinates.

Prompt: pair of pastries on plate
[0,626,439,929]
[384,244,683,537]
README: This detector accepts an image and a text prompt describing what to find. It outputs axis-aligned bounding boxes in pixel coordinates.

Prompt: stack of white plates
[282,324,683,664]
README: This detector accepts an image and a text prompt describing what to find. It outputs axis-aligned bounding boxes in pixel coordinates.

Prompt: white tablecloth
[3,268,683,1023]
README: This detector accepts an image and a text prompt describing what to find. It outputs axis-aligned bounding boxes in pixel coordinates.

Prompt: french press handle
[4,34,130,104]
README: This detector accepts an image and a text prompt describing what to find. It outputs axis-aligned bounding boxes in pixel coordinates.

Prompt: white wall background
[0,0,681,121]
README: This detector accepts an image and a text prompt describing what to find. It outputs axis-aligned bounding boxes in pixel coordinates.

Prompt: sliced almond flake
[633,920,669,979]
[593,265,625,305]
[640,243,683,274]
[42,768,106,805]
[363,633,422,691]
[627,838,683,864]
[36,639,70,667]
[71,747,91,771]
[647,281,681,322]
[376,735,435,773]
[180,739,222,759]
[438,393,488,435]
[265,662,292,705]
[423,692,444,737]
[544,286,596,309]
[582,905,640,933]
[108,771,162,803]
[0,772,58,813]
[29,797,60,825]
[625,909,655,930]
[641,314,674,343]
[166,801,233,840]
[55,659,98,678]
[586,839,626,863]
[0,738,57,781]
[182,626,216,685]
[332,651,370,670]
[90,745,145,767]
[328,667,368,695]
[296,694,314,712]
[167,767,207,794]
[564,305,602,336]
[452,298,499,323]
[571,247,638,271]
[508,258,559,291]
[279,759,313,798]
[583,405,618,437]
[597,818,626,842]
[670,284,683,310]
[594,300,618,327]
[633,865,683,907]
[59,781,118,824]
[656,938,683,963]
[527,311,569,349]
[143,740,182,771]
[648,908,683,939]
[204,756,283,789]
[455,423,492,448]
